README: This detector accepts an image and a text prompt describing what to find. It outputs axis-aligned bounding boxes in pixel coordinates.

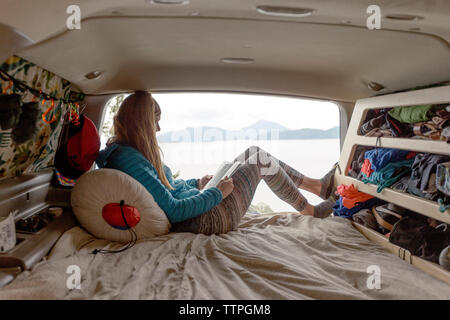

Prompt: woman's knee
[242,146,269,161]
[246,145,263,155]
[245,149,274,165]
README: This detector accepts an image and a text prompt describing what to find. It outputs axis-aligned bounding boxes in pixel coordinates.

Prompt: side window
[100,92,340,213]
[100,94,128,149]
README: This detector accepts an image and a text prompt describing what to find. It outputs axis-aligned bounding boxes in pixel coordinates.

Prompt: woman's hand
[217,177,234,199]
[198,175,213,190]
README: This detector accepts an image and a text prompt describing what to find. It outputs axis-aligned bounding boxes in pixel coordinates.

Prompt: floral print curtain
[0,55,84,178]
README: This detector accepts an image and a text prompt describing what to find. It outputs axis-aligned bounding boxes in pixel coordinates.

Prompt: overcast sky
[151,92,340,132]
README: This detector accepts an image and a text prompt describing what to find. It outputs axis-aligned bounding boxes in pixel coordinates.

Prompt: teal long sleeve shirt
[95,143,223,223]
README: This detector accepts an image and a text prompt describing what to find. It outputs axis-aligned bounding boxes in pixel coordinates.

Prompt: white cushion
[71,168,170,243]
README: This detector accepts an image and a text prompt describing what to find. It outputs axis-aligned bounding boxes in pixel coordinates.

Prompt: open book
[202,161,242,191]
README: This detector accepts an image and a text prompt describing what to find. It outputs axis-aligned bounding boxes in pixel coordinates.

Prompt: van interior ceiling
[1,0,449,101]
[0,0,449,302]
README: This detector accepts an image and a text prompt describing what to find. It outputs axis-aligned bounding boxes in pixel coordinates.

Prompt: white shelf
[338,84,450,224]
[338,85,450,284]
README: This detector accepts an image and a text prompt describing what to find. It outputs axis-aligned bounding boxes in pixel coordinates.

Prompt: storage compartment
[15,211,55,234]
[333,186,450,284]
[358,104,449,142]
[0,207,77,272]
[343,144,450,224]
[352,221,450,285]
[347,145,448,211]
[336,84,450,284]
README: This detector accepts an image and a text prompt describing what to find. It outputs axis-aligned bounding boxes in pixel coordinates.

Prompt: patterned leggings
[171,146,309,235]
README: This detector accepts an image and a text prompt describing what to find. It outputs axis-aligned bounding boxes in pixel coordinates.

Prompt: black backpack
[0,94,22,130]
[389,216,450,264]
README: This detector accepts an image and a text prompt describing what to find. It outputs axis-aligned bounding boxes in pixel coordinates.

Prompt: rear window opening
[101,92,340,213]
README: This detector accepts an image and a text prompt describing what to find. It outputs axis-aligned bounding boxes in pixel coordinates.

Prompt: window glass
[101,92,340,213]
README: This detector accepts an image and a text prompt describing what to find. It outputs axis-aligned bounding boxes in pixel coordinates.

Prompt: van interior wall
[83,94,117,130]
[336,101,353,149]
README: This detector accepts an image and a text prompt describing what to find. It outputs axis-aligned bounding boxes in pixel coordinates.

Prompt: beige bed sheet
[0,213,449,300]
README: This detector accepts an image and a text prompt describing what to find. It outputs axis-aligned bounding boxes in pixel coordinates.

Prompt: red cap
[55,114,100,179]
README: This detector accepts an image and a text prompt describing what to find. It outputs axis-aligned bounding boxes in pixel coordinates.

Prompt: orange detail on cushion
[102,202,141,229]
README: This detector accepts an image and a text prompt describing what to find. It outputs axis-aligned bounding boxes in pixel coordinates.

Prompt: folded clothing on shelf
[336,184,374,209]
[442,127,450,142]
[332,184,384,219]
[436,162,450,196]
[360,113,386,136]
[351,146,449,211]
[348,146,372,179]
[362,158,415,193]
[388,104,435,124]
[407,153,450,201]
[412,108,449,141]
[333,197,383,219]
[363,148,413,173]
[385,113,413,137]
[360,110,413,138]
[360,147,416,193]
[361,159,374,178]
[360,105,449,141]
[390,175,410,192]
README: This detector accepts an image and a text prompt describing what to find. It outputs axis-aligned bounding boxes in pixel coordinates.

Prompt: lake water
[159,139,340,212]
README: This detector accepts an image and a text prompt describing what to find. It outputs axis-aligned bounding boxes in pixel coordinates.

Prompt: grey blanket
[0,213,448,299]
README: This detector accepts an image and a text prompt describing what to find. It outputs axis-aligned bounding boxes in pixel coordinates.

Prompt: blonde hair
[107,91,173,190]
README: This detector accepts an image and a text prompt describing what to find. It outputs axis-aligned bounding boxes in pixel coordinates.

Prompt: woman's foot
[299,199,336,218]
[319,164,337,200]
[313,198,336,219]
[300,203,315,216]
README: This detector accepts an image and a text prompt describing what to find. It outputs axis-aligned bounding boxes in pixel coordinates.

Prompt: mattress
[0,213,449,299]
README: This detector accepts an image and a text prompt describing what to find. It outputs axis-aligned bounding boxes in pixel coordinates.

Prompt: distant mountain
[243,120,288,132]
[157,121,339,143]
[279,127,339,140]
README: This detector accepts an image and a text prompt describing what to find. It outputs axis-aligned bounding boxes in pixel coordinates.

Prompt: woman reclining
[96,91,337,235]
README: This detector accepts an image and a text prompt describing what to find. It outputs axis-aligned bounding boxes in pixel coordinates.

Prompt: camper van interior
[0,0,449,300]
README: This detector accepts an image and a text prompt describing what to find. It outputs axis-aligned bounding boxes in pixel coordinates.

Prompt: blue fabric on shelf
[364,148,410,172]
[332,197,384,219]
[362,158,416,193]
